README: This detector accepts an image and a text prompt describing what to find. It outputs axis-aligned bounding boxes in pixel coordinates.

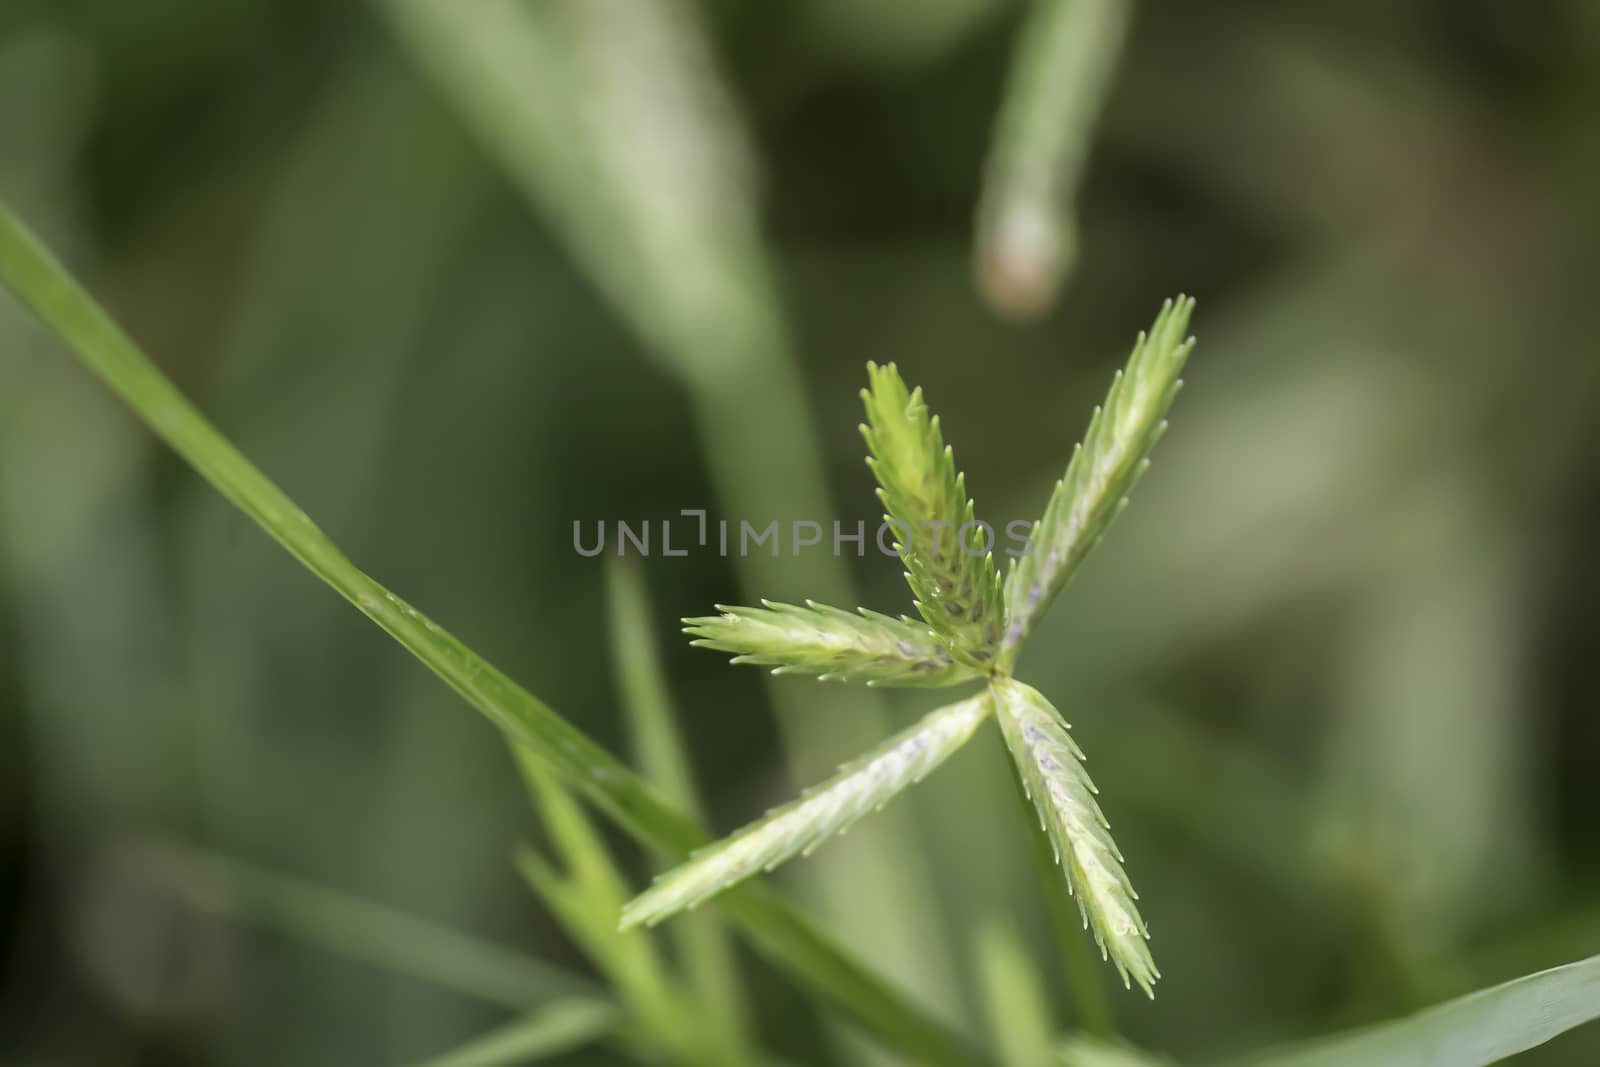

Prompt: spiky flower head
[860,362,1006,666]
[630,298,1198,1000]
[684,599,979,688]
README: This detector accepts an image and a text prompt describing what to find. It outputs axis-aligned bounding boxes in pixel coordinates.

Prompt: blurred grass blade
[378,0,764,389]
[0,201,992,1067]
[975,0,1134,318]
[122,841,592,1009]
[1058,1036,1175,1066]
[1008,770,1113,1037]
[976,919,1057,1067]
[1002,297,1195,663]
[1243,953,1600,1067]
[513,752,705,1063]
[608,558,707,819]
[861,361,1005,662]
[606,558,753,1061]
[514,846,702,1063]
[685,599,980,688]
[404,999,620,1067]
[623,691,993,928]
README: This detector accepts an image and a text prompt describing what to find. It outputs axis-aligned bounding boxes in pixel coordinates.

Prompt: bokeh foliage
[3,1,1600,1065]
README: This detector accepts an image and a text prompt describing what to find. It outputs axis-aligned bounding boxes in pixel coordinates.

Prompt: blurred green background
[3,0,1599,1064]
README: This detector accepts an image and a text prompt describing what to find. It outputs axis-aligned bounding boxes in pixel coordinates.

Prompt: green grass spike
[685,599,981,688]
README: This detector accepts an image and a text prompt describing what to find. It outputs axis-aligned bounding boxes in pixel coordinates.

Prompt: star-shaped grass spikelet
[624,297,1200,998]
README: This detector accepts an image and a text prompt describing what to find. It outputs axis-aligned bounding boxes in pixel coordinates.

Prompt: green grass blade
[403,999,620,1067]
[606,558,753,1062]
[515,750,636,909]
[512,750,709,1062]
[1241,954,1600,1067]
[513,842,703,1063]
[685,598,980,688]
[976,919,1057,1067]
[121,841,592,1009]
[0,200,993,1067]
[623,691,993,929]
[607,558,707,818]
[1058,1037,1175,1067]
[1002,297,1196,664]
[975,0,1134,318]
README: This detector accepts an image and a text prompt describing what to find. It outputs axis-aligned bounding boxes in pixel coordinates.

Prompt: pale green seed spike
[990,677,1158,997]
[684,599,980,688]
[860,362,1006,665]
[1002,297,1196,661]
[621,692,993,929]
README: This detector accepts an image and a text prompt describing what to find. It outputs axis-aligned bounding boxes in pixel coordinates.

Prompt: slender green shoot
[403,999,621,1067]
[975,0,1135,318]
[1060,1036,1177,1067]
[606,558,752,1061]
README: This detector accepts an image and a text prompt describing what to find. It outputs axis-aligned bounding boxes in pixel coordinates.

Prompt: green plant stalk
[513,751,705,1063]
[1007,766,1113,1037]
[403,999,621,1067]
[606,558,753,1061]
[976,919,1058,1067]
[0,202,991,1067]
[975,0,1134,319]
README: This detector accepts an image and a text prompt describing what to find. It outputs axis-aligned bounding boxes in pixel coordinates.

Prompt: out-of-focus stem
[976,0,1134,319]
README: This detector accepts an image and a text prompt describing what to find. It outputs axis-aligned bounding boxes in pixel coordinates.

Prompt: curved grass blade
[404,999,620,1067]
[862,362,1005,663]
[1002,297,1195,663]
[991,678,1156,996]
[686,599,979,688]
[0,200,993,1067]
[1241,953,1600,1067]
[623,692,993,928]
